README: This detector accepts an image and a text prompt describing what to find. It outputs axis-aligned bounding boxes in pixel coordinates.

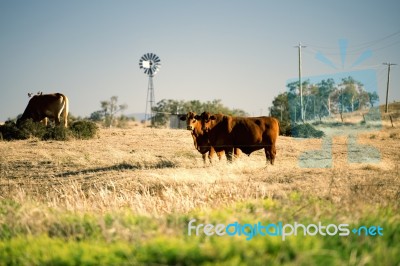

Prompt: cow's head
[180,112,200,131]
[196,112,217,132]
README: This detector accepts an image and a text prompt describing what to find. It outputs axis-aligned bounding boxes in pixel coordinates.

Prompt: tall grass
[0,195,398,265]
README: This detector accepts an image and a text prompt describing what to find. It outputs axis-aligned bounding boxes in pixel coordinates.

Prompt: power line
[304,30,400,56]
[305,30,400,50]
[294,42,306,122]
[305,37,400,56]
[347,30,400,49]
[383,62,397,113]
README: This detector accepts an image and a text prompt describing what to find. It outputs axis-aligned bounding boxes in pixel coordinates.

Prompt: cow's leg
[264,145,275,165]
[61,95,69,128]
[225,147,234,163]
[208,147,216,164]
[216,151,223,161]
[234,148,240,159]
[55,115,61,126]
[202,153,207,164]
[271,143,276,165]
[208,152,213,164]
[41,117,48,126]
[264,147,272,164]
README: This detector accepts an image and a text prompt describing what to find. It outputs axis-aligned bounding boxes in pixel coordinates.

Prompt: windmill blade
[139,53,161,76]
[153,63,160,74]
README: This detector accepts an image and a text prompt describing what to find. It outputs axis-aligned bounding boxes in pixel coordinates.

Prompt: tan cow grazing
[180,112,240,164]
[17,93,69,127]
[195,112,279,164]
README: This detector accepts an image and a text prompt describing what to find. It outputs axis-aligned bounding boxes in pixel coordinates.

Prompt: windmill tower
[139,53,161,126]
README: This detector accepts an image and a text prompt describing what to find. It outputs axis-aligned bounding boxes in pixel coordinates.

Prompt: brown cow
[195,112,279,164]
[180,112,222,164]
[17,93,69,127]
[180,112,240,164]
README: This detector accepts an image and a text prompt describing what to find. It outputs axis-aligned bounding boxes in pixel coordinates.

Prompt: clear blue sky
[1,0,399,121]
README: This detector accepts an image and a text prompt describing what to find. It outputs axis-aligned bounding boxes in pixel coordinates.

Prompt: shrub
[42,126,70,141]
[291,123,325,138]
[0,121,21,140]
[69,120,98,140]
[278,120,292,136]
[16,119,47,140]
[0,119,98,141]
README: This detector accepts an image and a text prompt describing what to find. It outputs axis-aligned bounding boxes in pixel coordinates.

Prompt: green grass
[0,194,398,266]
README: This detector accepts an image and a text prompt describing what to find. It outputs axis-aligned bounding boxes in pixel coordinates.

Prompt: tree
[89,110,103,122]
[270,92,289,122]
[367,91,379,107]
[152,99,181,126]
[338,76,369,112]
[286,80,306,123]
[316,78,335,118]
[269,92,292,135]
[90,96,127,127]
[283,76,373,123]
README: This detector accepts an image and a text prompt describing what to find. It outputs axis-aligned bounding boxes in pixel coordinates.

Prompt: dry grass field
[1,122,399,214]
[0,114,399,265]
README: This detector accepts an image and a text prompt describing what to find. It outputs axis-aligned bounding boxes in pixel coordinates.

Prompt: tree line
[88,76,378,130]
[88,97,247,127]
[270,76,379,124]
[152,99,248,126]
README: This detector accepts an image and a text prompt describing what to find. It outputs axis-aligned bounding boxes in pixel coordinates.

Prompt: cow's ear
[210,115,217,120]
[179,116,187,121]
[194,115,201,120]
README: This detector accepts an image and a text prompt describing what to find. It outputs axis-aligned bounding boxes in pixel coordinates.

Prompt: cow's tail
[61,94,69,128]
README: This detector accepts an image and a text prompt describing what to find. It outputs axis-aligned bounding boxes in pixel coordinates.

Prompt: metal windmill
[139,53,161,125]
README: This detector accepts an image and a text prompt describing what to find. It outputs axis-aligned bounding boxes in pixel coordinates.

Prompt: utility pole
[295,42,306,122]
[383,62,397,113]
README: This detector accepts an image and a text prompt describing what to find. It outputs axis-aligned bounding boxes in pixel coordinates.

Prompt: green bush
[278,120,292,136]
[0,119,98,141]
[69,120,98,140]
[16,119,47,140]
[42,126,70,141]
[278,121,324,138]
[0,121,21,140]
[291,123,325,138]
